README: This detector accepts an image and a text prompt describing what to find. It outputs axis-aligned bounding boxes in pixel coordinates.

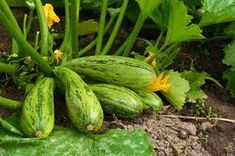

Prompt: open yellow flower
[145,51,156,68]
[147,72,171,92]
[43,3,60,28]
[54,50,63,63]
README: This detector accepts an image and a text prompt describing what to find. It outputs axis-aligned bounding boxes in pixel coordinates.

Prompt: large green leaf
[136,0,162,17]
[224,70,235,98]
[150,0,170,31]
[181,71,208,103]
[165,0,205,44]
[200,0,235,26]
[223,41,235,67]
[162,70,190,110]
[0,127,154,155]
[0,115,154,156]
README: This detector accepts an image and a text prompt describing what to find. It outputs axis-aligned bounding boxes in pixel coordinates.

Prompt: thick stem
[78,16,115,56]
[0,96,22,109]
[122,13,146,56]
[0,10,53,76]
[0,62,19,73]
[33,0,49,56]
[0,0,21,30]
[70,0,80,57]
[95,0,108,55]
[101,0,129,55]
[59,0,71,61]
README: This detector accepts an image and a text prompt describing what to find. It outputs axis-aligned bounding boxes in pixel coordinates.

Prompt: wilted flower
[43,3,60,28]
[54,50,63,63]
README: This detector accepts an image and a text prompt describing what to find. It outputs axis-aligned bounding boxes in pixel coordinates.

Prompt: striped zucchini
[89,84,143,118]
[132,88,163,113]
[54,66,103,133]
[62,55,156,88]
[21,77,54,138]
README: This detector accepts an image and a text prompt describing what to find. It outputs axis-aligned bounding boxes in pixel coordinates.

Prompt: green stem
[0,62,19,73]
[25,9,34,39]
[122,13,146,56]
[0,96,22,109]
[114,40,128,56]
[11,39,19,55]
[205,77,224,88]
[59,0,71,60]
[78,16,115,56]
[95,0,108,55]
[155,31,163,48]
[33,0,49,56]
[70,0,80,57]
[0,0,21,30]
[0,117,24,136]
[0,10,53,76]
[101,0,129,55]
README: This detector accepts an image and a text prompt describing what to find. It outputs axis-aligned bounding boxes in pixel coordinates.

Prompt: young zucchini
[54,66,103,133]
[89,84,143,118]
[21,77,54,138]
[62,55,156,88]
[132,88,163,113]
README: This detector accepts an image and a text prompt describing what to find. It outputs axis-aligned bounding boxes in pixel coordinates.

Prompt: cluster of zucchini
[21,55,163,138]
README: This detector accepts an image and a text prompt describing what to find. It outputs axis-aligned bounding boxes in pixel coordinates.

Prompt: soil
[1,8,235,156]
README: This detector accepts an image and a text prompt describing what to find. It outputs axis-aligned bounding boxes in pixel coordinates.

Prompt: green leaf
[224,70,235,98]
[78,20,99,36]
[224,22,235,36]
[223,41,235,67]
[165,0,205,44]
[0,115,154,156]
[162,70,190,110]
[181,71,208,103]
[136,0,162,17]
[200,0,235,26]
[150,0,170,31]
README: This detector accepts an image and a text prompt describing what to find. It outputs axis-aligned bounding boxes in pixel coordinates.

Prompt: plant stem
[205,77,224,88]
[0,62,19,73]
[95,0,108,55]
[101,0,129,55]
[122,13,146,56]
[78,16,115,56]
[33,0,49,56]
[0,10,53,76]
[155,31,163,48]
[0,0,21,30]
[59,0,71,61]
[25,9,34,39]
[70,0,80,57]
[0,96,22,109]
[114,40,128,56]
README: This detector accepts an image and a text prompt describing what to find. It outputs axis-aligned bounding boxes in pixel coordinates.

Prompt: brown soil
[1,8,235,156]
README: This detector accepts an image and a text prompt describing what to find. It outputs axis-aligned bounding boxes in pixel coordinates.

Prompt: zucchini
[132,88,163,113]
[89,84,143,118]
[54,66,103,133]
[62,55,156,88]
[21,77,55,138]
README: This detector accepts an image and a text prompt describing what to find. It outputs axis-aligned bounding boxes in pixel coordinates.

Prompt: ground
[0,8,235,156]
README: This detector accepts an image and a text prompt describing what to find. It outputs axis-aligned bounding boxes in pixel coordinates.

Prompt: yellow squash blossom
[54,50,63,63]
[43,4,60,28]
[147,72,171,92]
[145,51,156,68]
